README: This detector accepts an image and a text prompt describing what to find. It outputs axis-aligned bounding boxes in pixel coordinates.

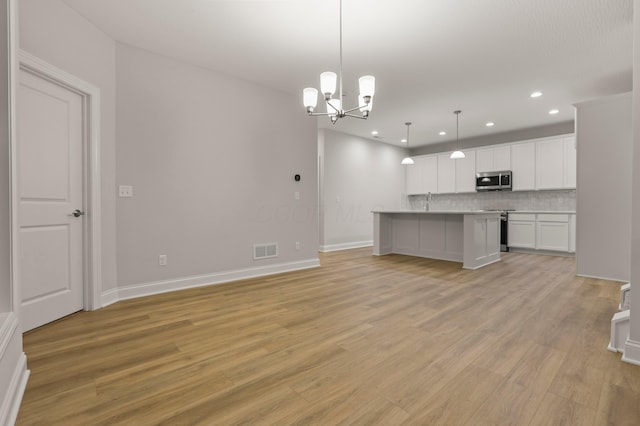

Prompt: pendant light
[401,122,415,165]
[450,110,465,159]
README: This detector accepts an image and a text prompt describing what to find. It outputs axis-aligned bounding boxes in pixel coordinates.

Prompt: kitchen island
[372,210,501,269]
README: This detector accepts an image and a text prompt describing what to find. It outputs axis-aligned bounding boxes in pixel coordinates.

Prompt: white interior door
[18,68,84,332]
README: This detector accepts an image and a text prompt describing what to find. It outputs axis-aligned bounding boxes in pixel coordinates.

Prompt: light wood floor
[17,249,640,425]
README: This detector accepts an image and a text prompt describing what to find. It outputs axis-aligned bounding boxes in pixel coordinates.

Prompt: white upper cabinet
[536,137,564,190]
[455,150,476,193]
[563,136,576,189]
[406,155,438,195]
[404,134,575,195]
[511,142,536,191]
[422,155,438,194]
[437,154,456,194]
[476,145,511,173]
[406,156,424,195]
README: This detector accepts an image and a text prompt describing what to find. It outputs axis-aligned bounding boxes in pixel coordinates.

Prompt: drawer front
[537,214,569,222]
[509,213,535,222]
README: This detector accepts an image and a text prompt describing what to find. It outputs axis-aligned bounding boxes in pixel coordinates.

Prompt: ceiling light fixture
[371,130,379,136]
[549,109,559,115]
[450,110,465,160]
[401,122,414,165]
[439,131,447,136]
[302,0,375,124]
[486,122,495,127]
[530,91,543,98]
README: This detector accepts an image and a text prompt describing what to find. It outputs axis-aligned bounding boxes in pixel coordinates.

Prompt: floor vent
[254,243,278,260]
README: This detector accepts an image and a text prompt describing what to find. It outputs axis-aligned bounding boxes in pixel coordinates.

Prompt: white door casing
[17,51,102,331]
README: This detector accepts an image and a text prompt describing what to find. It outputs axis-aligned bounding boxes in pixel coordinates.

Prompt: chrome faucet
[425,192,432,211]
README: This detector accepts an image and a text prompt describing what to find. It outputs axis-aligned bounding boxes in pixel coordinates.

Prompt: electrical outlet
[119,185,133,197]
[159,254,167,266]
[295,241,300,250]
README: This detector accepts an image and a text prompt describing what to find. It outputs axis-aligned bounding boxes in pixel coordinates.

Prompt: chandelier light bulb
[320,72,337,99]
[359,75,375,98]
[303,87,318,112]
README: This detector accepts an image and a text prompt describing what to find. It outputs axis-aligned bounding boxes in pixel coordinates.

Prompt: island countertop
[371,210,502,215]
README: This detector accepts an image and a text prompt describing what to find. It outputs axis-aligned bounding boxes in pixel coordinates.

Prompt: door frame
[16,50,102,312]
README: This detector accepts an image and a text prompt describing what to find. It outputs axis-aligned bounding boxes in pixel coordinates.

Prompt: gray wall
[575,93,632,282]
[411,121,575,156]
[320,129,406,249]
[115,43,318,286]
[19,0,118,292]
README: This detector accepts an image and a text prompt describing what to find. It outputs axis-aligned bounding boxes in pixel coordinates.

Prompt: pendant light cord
[455,110,461,150]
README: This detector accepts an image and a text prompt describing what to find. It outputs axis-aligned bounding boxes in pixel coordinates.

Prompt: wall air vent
[253,243,278,260]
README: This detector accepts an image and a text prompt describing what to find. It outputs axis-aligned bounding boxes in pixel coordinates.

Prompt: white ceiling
[61,0,633,148]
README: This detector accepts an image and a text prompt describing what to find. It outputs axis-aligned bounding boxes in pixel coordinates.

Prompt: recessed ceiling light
[549,109,559,115]
[439,131,447,136]
[486,122,495,127]
[530,91,543,98]
[371,130,379,136]
[401,138,407,143]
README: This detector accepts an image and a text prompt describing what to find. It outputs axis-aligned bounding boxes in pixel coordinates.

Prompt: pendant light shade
[401,122,414,165]
[450,150,465,159]
[450,110,466,160]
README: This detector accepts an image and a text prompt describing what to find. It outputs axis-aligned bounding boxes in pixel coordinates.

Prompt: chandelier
[302,0,375,124]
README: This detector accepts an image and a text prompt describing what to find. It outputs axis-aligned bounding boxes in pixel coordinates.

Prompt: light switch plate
[119,185,133,197]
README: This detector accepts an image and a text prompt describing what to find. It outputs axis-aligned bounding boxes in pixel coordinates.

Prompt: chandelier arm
[343,113,368,119]
[327,101,341,113]
[342,105,367,114]
[307,112,332,117]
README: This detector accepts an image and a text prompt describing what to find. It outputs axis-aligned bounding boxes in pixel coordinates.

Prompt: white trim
[101,288,119,308]
[576,273,628,283]
[609,310,630,353]
[319,241,373,252]
[8,0,19,317]
[0,313,30,426]
[116,258,321,302]
[17,50,103,311]
[622,338,640,366]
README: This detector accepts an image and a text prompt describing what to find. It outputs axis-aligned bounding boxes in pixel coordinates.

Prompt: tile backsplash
[405,190,576,212]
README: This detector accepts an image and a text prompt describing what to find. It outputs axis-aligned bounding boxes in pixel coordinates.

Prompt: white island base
[372,211,502,269]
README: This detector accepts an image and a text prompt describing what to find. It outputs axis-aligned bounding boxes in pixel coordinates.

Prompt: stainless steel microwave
[476,170,512,191]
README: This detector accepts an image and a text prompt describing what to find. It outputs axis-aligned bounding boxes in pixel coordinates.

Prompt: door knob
[72,209,85,218]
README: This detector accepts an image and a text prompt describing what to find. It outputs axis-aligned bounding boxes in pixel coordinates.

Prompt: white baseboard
[0,313,30,426]
[622,338,640,366]
[576,273,629,283]
[319,241,373,252]
[101,288,119,308]
[115,258,320,302]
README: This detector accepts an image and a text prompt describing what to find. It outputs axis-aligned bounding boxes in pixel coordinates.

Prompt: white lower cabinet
[508,212,575,254]
[508,214,536,248]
